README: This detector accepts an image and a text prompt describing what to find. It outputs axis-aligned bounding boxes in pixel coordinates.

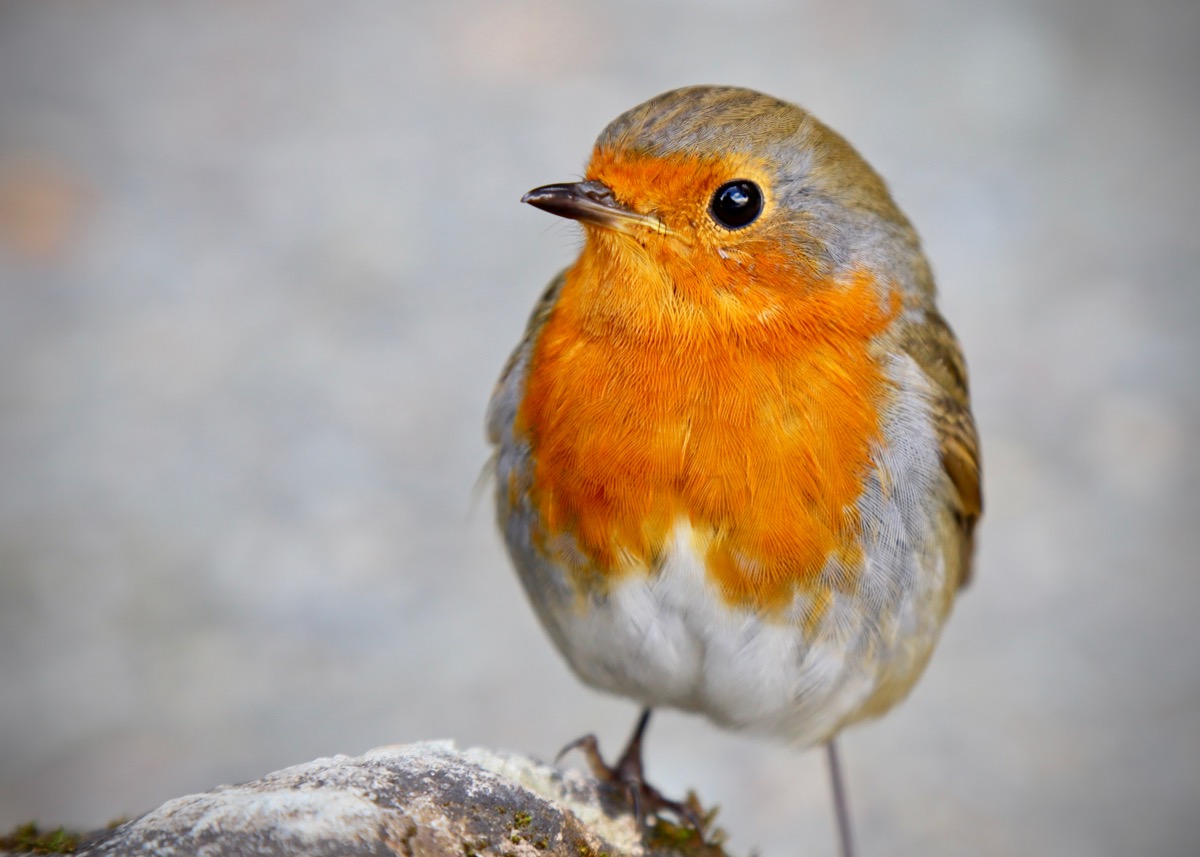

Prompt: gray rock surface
[73,743,719,857]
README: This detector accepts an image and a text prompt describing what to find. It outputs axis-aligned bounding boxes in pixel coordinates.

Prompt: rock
[71,742,731,857]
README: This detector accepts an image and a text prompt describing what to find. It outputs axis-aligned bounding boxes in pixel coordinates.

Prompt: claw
[555,734,602,768]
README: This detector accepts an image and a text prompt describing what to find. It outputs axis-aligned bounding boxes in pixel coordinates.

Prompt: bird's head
[523,85,921,341]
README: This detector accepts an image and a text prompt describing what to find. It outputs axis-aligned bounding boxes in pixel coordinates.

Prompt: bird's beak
[521,181,670,236]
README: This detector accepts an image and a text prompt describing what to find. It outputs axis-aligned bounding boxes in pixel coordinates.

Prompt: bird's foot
[556,711,709,834]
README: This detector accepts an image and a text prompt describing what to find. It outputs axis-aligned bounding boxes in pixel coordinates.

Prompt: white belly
[553,519,926,747]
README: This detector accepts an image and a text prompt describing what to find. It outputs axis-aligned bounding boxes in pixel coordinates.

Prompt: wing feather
[900,308,982,588]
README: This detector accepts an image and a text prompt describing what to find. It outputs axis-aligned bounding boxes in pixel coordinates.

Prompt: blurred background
[1,1,1197,855]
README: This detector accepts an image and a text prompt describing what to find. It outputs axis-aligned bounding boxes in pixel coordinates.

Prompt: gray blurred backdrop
[1,2,1198,855]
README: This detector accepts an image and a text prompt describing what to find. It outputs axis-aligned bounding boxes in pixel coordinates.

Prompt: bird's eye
[709,180,763,229]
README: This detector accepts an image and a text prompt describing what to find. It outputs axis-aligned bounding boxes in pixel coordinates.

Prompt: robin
[488,85,981,857]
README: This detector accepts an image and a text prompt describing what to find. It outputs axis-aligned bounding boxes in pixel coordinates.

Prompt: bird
[487,85,981,857]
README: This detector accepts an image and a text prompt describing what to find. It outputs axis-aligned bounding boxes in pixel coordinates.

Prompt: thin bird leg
[557,708,705,831]
[612,707,653,781]
[826,739,857,857]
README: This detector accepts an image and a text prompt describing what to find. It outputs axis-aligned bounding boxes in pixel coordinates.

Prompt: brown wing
[901,308,983,588]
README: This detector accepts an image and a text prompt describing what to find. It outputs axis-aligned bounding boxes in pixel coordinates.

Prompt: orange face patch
[516,151,900,615]
[586,147,770,233]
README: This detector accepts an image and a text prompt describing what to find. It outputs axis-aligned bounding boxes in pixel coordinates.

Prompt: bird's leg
[557,708,705,831]
[612,706,652,783]
[826,739,857,857]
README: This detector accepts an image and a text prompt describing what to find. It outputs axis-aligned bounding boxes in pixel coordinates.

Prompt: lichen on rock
[64,742,733,857]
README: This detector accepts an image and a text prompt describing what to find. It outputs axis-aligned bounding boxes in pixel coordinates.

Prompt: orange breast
[517,259,899,615]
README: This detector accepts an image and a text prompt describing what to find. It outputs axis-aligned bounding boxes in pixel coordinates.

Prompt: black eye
[709,180,763,229]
